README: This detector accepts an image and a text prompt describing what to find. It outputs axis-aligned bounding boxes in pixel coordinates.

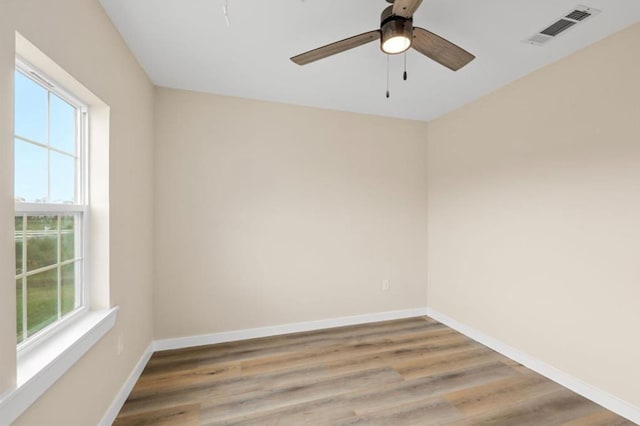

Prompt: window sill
[0,307,118,424]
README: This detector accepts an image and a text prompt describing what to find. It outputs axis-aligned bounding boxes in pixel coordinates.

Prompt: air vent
[566,10,591,21]
[540,19,576,36]
[525,5,600,46]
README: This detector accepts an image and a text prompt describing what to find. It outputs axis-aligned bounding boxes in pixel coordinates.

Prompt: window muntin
[14,61,87,347]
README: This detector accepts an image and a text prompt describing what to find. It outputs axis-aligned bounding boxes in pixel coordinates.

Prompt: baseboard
[426,307,640,425]
[153,307,429,352]
[99,342,154,426]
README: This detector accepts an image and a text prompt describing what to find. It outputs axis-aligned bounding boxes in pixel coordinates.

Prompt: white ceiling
[98,0,640,122]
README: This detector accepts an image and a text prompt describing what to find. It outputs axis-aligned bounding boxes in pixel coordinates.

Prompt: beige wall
[154,87,429,339]
[427,23,640,408]
[2,0,638,420]
[0,0,155,424]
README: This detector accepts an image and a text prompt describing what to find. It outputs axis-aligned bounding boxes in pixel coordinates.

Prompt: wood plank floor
[114,317,633,425]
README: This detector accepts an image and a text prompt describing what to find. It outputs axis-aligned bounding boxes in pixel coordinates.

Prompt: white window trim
[0,307,118,424]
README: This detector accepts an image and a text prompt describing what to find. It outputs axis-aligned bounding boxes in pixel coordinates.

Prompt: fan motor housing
[380,6,413,54]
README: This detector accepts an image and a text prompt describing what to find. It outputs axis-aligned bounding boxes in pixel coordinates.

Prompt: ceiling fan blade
[412,27,475,71]
[392,0,424,18]
[291,30,380,65]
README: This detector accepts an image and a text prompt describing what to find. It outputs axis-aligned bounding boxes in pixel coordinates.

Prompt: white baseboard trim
[153,307,429,352]
[426,307,640,425]
[99,342,154,426]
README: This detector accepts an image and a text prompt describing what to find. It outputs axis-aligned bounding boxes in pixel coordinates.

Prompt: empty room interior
[0,0,639,425]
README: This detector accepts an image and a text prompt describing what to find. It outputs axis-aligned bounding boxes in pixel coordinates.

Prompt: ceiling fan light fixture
[382,34,411,54]
[380,6,413,54]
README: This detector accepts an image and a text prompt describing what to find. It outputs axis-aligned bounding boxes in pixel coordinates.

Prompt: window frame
[14,57,91,353]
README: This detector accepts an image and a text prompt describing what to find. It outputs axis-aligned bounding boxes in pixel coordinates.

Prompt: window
[0,36,117,424]
[14,60,88,348]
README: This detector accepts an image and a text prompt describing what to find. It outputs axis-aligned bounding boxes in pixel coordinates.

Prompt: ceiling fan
[290,0,475,72]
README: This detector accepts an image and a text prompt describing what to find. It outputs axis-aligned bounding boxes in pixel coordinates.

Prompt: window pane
[61,263,76,316]
[15,216,24,275]
[16,279,24,344]
[60,215,76,261]
[50,152,75,203]
[50,94,76,154]
[15,139,48,203]
[14,70,47,143]
[26,268,58,337]
[26,215,58,271]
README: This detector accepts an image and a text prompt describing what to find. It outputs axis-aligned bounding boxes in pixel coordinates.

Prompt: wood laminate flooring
[114,316,633,425]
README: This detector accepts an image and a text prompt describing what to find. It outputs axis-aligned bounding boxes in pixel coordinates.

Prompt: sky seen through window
[14,70,77,204]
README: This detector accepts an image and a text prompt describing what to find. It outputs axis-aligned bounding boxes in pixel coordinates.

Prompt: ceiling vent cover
[525,5,600,46]
[540,19,577,37]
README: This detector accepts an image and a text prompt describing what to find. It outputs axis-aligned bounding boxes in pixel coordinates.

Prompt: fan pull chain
[386,55,390,98]
[403,52,408,81]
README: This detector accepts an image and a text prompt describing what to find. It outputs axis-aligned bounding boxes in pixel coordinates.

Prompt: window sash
[14,212,85,349]
[15,58,88,207]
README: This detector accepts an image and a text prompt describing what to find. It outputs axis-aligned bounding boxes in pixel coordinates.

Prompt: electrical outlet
[382,279,390,291]
[117,333,124,355]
